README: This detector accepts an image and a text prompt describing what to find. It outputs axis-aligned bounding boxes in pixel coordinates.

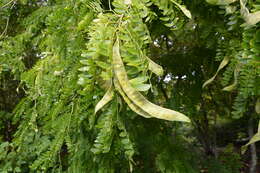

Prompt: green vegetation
[0,0,259,172]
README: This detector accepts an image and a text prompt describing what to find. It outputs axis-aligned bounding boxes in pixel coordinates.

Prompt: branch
[1,0,15,8]
[248,117,258,173]
[0,17,9,39]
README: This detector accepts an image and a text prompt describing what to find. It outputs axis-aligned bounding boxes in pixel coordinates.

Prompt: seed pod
[203,56,230,88]
[206,0,237,5]
[147,57,164,76]
[112,37,190,122]
[114,77,151,118]
[95,80,114,114]
[222,65,239,91]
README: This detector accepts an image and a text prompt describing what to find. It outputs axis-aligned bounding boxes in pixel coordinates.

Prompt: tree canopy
[0,0,259,172]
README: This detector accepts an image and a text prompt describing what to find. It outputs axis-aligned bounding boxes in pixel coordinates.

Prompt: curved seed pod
[240,0,260,26]
[113,77,151,118]
[147,57,164,76]
[95,80,114,114]
[242,121,260,154]
[222,65,239,91]
[112,37,190,122]
[244,11,260,26]
[203,56,230,88]
[206,0,237,5]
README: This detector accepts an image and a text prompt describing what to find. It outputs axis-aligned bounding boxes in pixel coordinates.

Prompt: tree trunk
[248,117,257,173]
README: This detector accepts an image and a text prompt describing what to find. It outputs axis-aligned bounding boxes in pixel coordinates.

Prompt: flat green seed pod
[203,56,230,88]
[95,80,114,114]
[147,57,164,76]
[222,65,239,91]
[112,37,190,122]
[114,77,151,118]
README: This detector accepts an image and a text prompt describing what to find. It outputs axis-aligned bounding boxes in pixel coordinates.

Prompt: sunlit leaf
[170,0,192,19]
[132,83,151,91]
[129,76,149,85]
[78,66,90,72]
[96,61,111,69]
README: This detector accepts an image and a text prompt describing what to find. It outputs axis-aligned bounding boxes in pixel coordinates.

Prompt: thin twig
[10,0,16,9]
[0,17,10,39]
[0,1,15,39]
[1,0,15,9]
[108,0,112,11]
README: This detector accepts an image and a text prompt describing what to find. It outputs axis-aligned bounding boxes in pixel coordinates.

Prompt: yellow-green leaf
[129,76,149,85]
[78,66,90,72]
[132,83,151,92]
[124,0,131,5]
[77,12,94,31]
[100,71,112,81]
[170,0,192,19]
[96,61,111,69]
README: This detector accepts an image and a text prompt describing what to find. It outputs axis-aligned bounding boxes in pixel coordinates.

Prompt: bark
[248,117,258,173]
[194,100,216,157]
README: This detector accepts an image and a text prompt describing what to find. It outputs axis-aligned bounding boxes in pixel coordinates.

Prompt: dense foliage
[0,0,259,172]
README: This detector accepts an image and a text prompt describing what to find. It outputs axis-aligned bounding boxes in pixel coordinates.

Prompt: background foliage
[0,0,259,172]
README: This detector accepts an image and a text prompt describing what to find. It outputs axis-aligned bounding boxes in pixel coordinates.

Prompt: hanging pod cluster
[78,0,191,123]
[95,36,190,123]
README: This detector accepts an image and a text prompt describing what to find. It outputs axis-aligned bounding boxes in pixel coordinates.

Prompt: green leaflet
[129,76,149,85]
[96,61,111,69]
[112,37,190,122]
[77,11,94,31]
[114,77,151,118]
[95,80,114,114]
[147,57,164,76]
[124,0,132,5]
[223,65,239,91]
[129,76,151,92]
[91,102,116,154]
[170,0,192,19]
[132,83,151,92]
[78,66,90,72]
[203,56,230,88]
[242,121,260,154]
